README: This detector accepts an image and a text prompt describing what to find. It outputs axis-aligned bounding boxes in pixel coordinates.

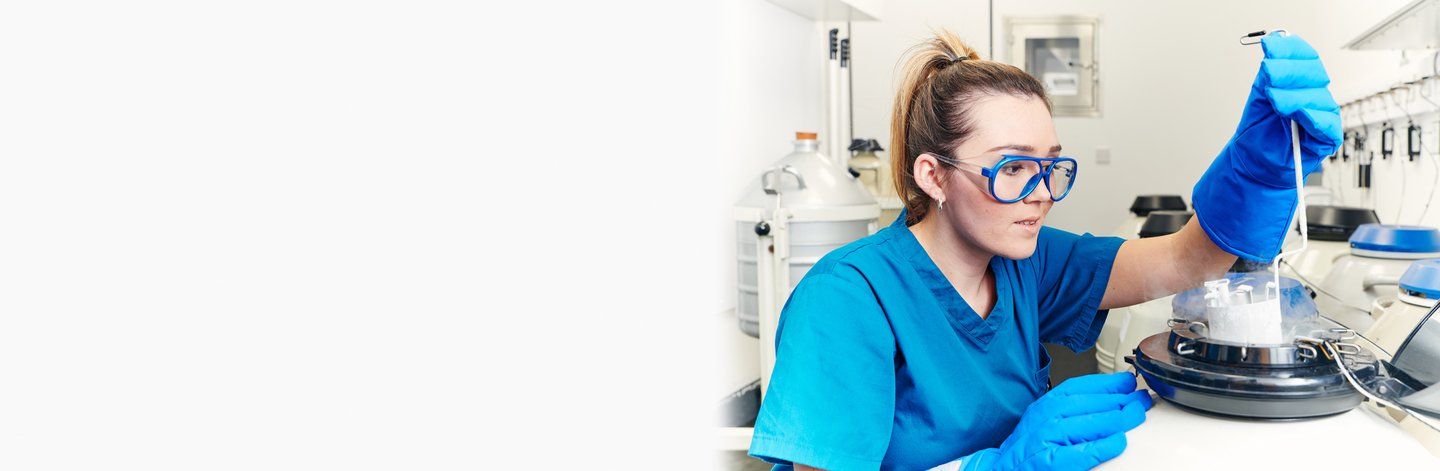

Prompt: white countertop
[1103,394,1440,469]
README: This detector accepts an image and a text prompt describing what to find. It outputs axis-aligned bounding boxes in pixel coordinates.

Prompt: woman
[748,30,1339,470]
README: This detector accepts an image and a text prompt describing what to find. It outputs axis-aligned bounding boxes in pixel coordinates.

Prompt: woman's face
[933,94,1060,260]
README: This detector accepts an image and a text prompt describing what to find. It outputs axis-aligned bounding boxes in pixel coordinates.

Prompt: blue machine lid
[1400,259,1440,300]
[1349,224,1440,254]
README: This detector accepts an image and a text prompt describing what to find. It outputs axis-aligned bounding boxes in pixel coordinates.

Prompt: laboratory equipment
[1282,205,1380,287]
[828,29,841,161]
[1129,273,1363,419]
[1342,305,1440,435]
[847,138,887,197]
[1136,210,1191,238]
[1131,320,1366,419]
[1364,261,1440,454]
[824,28,855,171]
[1367,259,1440,354]
[1129,272,1357,418]
[1097,210,1192,373]
[1383,123,1396,159]
[1131,267,1440,424]
[1109,195,1187,238]
[1410,122,1423,161]
[1314,224,1440,330]
[733,131,880,392]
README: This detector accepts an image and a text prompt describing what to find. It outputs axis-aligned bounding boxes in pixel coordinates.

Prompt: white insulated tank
[1315,224,1440,331]
[734,132,880,394]
[1365,259,1440,355]
[1282,205,1379,289]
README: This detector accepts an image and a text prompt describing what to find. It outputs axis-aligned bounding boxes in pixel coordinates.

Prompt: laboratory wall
[845,0,1411,235]
[1326,36,1440,229]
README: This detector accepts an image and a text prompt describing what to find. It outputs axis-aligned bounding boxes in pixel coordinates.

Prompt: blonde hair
[890,29,1051,225]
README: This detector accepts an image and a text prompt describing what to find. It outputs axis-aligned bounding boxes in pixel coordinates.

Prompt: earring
[938,199,945,210]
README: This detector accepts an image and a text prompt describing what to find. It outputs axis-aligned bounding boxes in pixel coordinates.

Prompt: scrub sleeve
[1031,227,1126,352]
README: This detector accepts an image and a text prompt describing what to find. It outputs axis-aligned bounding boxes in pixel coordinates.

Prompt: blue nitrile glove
[1192,33,1342,262]
[956,372,1153,471]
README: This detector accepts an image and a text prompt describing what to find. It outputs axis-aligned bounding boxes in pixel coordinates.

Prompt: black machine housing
[1129,321,1371,419]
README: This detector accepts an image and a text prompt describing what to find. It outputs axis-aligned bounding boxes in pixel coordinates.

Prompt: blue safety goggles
[930,154,1079,203]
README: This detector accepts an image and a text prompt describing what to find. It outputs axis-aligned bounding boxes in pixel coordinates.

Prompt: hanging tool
[1382,124,1395,159]
[1409,122,1422,161]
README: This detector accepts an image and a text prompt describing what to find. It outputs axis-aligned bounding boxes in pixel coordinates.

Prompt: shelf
[1345,0,1440,50]
[765,0,882,22]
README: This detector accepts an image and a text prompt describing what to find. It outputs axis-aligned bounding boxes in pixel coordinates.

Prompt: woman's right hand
[958,372,1153,471]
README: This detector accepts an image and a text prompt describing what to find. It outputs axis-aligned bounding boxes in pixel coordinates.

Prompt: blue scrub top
[749,213,1124,471]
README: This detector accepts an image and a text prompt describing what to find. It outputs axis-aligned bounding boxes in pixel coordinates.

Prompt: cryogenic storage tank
[1130,273,1362,419]
[1366,259,1440,355]
[734,132,880,393]
[1133,267,1440,425]
[1315,224,1440,331]
[1283,205,1379,289]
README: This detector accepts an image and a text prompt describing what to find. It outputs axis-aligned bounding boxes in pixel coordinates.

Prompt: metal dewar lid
[1348,224,1440,258]
[1133,273,1366,419]
[1304,205,1379,241]
[1129,321,1368,420]
[1136,279,1440,420]
[1400,259,1440,301]
[1138,210,1192,238]
[1128,195,1187,216]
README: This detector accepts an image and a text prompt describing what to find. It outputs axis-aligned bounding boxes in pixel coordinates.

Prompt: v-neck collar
[887,212,1012,350]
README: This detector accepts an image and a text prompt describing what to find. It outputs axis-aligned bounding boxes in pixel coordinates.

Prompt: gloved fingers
[1045,390,1153,419]
[1042,396,1149,444]
[1260,58,1330,89]
[1267,88,1339,117]
[1047,372,1138,396]
[1294,107,1343,156]
[1260,34,1319,60]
